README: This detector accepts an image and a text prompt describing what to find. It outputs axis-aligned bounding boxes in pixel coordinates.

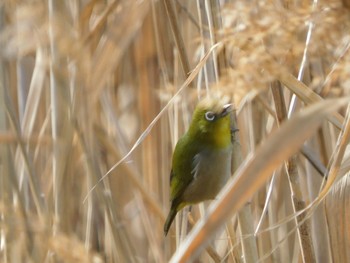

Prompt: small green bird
[164,97,234,236]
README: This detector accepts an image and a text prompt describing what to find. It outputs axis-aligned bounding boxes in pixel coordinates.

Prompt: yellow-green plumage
[164,98,233,236]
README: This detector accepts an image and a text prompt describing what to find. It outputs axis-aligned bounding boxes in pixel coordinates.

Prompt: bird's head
[188,97,233,148]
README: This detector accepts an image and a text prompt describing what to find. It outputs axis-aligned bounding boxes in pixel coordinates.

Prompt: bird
[164,97,234,236]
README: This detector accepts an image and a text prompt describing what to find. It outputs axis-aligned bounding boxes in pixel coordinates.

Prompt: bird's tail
[164,208,177,236]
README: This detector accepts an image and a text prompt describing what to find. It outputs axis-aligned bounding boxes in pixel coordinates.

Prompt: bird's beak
[220,104,233,117]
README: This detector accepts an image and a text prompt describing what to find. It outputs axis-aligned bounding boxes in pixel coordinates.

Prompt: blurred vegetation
[1,0,350,262]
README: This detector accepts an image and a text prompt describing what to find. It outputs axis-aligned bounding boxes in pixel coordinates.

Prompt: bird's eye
[205,111,215,121]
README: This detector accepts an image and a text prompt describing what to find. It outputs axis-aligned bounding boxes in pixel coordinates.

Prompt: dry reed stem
[271,81,315,262]
[163,0,191,76]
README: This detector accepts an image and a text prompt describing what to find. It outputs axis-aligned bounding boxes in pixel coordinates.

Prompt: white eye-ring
[205,111,215,121]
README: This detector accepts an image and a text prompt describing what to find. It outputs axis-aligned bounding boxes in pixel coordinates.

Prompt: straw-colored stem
[271,81,316,263]
[163,0,191,76]
[231,112,259,263]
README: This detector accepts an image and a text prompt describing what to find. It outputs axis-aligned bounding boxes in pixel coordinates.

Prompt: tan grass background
[1,0,350,262]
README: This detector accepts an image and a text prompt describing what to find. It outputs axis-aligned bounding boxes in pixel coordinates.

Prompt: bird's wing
[169,169,174,185]
[169,136,200,203]
[170,166,193,203]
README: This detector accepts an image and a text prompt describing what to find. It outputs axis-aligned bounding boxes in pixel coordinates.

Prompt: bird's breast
[182,146,232,204]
